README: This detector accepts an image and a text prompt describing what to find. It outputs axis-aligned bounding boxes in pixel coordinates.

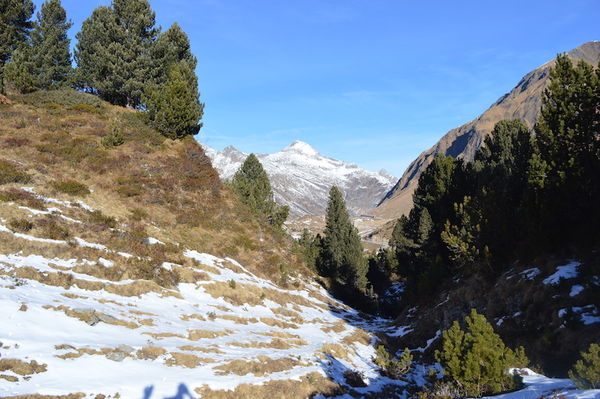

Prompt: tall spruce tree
[320,186,367,290]
[6,0,72,92]
[533,54,600,245]
[75,0,158,107]
[0,0,35,93]
[231,154,288,228]
[143,60,203,139]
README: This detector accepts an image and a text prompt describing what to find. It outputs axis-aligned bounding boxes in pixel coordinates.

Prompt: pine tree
[320,186,367,290]
[435,309,528,397]
[533,55,600,246]
[569,343,600,389]
[144,61,203,139]
[231,154,288,228]
[151,22,196,86]
[6,0,72,92]
[0,0,35,93]
[75,0,158,107]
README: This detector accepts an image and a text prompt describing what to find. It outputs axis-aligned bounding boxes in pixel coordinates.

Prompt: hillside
[0,91,406,398]
[202,141,396,218]
[373,41,600,220]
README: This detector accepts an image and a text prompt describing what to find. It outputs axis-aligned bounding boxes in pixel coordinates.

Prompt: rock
[106,350,127,362]
[116,345,134,354]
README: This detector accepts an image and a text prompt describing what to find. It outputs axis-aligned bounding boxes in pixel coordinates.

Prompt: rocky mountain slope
[373,41,600,220]
[202,141,397,217]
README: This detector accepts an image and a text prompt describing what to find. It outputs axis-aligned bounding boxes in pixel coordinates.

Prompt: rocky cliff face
[203,141,397,218]
[373,41,600,220]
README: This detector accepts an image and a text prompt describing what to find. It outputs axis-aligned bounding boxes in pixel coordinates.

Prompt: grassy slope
[0,90,305,283]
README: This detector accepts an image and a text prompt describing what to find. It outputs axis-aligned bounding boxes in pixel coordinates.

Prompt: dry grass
[259,317,299,330]
[187,329,233,341]
[194,372,343,399]
[177,345,225,354]
[136,346,167,360]
[319,343,352,361]
[341,328,372,346]
[0,359,47,376]
[229,337,308,350]
[217,314,258,325]
[165,352,214,368]
[321,320,348,334]
[213,356,304,377]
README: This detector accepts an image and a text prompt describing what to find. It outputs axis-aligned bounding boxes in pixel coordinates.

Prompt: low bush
[374,345,412,379]
[101,125,124,148]
[0,160,31,185]
[0,188,45,209]
[435,309,528,398]
[129,208,148,221]
[88,210,117,229]
[569,343,600,389]
[8,218,34,232]
[38,218,70,240]
[51,179,90,196]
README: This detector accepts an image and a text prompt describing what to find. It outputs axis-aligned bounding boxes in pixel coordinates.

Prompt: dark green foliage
[297,229,321,271]
[0,159,31,184]
[231,154,288,228]
[569,343,600,389]
[75,0,158,107]
[88,210,117,229]
[151,23,196,86]
[389,55,599,303]
[50,179,90,196]
[8,217,33,232]
[143,61,204,139]
[101,120,124,148]
[532,55,600,248]
[440,196,487,269]
[6,0,72,92]
[374,345,412,378]
[0,0,34,93]
[318,186,367,290]
[435,309,528,397]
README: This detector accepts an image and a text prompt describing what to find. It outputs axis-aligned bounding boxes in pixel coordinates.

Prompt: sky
[34,0,599,177]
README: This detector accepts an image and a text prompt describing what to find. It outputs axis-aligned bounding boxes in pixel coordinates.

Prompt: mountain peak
[282,140,319,156]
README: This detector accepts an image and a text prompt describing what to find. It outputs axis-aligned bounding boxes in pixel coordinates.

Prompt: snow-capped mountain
[202,141,397,217]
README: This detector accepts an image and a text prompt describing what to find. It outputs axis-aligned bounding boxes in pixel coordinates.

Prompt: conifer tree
[231,154,288,228]
[0,0,34,93]
[569,343,600,389]
[435,309,528,397]
[75,0,158,107]
[151,23,196,85]
[6,0,72,92]
[144,61,203,139]
[320,186,367,290]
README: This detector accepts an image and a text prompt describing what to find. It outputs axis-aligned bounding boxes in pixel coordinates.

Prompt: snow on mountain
[202,141,397,217]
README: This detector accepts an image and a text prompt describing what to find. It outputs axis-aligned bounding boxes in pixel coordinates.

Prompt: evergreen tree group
[0,0,204,140]
[378,54,600,300]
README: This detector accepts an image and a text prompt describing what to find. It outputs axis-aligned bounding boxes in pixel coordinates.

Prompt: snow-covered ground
[0,188,403,398]
[482,369,600,399]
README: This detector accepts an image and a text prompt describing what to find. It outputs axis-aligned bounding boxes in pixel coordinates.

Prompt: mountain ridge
[202,141,397,217]
[373,41,600,219]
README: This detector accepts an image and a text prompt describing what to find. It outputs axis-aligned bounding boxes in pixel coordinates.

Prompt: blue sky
[35,0,599,176]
